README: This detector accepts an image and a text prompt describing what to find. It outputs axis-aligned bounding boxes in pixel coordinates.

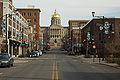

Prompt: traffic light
[83,39,86,42]
[91,39,95,45]
[93,45,96,49]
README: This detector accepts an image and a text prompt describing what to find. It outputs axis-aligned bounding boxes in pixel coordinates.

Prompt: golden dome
[52,10,60,18]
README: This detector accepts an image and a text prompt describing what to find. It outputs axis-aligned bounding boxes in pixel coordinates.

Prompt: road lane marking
[52,54,59,80]
[52,61,59,80]
[0,73,3,75]
[56,62,58,80]
[52,62,55,80]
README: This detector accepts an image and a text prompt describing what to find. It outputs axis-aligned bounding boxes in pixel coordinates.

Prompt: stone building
[41,10,68,50]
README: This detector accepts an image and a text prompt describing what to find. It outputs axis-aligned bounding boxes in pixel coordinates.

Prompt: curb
[77,56,120,68]
[99,63,120,69]
[14,60,29,63]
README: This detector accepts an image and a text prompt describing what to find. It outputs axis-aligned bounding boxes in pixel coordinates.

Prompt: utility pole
[5,14,8,53]
[86,32,90,55]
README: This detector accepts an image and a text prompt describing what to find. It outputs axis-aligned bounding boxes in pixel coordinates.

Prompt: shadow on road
[63,71,120,80]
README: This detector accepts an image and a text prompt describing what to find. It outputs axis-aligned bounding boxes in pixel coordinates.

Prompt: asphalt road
[0,51,120,80]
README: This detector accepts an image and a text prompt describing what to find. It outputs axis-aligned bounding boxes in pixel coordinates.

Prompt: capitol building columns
[48,10,67,50]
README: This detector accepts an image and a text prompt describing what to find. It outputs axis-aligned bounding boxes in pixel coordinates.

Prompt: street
[0,51,120,80]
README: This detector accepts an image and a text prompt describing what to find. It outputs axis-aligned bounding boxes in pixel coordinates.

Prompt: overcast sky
[13,0,120,26]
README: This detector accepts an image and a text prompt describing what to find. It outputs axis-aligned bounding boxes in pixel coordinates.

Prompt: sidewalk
[77,55,120,68]
[13,57,32,63]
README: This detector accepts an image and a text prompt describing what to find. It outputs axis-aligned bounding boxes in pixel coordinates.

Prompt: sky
[13,0,120,26]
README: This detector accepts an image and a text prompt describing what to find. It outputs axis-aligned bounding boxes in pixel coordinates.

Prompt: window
[33,25,36,28]
[27,12,32,16]
[34,30,37,33]
[80,23,86,27]
[22,13,26,16]
[13,29,16,36]
[27,19,32,22]
[72,22,78,26]
[34,13,37,16]
[34,19,37,22]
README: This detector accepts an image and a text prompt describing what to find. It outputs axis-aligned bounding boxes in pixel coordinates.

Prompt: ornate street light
[91,12,110,62]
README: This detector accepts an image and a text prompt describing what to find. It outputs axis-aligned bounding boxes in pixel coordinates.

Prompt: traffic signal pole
[22,28,24,57]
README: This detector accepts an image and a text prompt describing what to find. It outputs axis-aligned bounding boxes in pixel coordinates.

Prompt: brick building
[68,20,89,53]
[17,5,41,50]
[81,18,120,56]
[0,0,30,57]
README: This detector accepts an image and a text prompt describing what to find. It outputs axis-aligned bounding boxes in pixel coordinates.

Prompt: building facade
[68,20,89,53]
[40,10,68,50]
[40,26,50,50]
[0,0,30,57]
[81,18,120,56]
[17,5,41,51]
[48,10,68,50]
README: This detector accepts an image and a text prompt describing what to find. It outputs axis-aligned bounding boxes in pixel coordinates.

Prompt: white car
[38,50,42,56]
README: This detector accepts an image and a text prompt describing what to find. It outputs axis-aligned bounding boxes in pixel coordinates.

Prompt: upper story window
[34,19,37,22]
[27,12,32,16]
[80,23,86,27]
[27,19,32,22]
[22,13,26,16]
[13,29,16,36]
[34,13,37,16]
[72,22,78,26]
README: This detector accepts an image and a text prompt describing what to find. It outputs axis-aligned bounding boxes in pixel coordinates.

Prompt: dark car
[0,53,14,67]
[41,50,46,54]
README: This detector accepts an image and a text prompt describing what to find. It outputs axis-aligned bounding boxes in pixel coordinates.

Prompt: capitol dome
[52,10,60,18]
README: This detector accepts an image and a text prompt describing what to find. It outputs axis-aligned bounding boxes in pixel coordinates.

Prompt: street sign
[87,32,90,40]
[20,44,26,46]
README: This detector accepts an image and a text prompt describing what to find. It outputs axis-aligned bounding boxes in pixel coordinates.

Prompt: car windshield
[0,54,9,60]
[31,52,36,55]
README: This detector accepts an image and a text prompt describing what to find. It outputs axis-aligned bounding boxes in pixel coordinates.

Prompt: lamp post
[86,32,90,55]
[92,12,111,62]
[92,12,105,62]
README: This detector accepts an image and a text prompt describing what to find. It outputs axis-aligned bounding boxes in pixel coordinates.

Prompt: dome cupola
[52,9,60,18]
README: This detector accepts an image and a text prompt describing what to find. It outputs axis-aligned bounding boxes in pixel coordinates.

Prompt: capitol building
[40,10,68,50]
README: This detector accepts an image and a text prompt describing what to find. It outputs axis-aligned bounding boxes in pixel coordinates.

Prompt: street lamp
[92,12,104,62]
[91,12,111,62]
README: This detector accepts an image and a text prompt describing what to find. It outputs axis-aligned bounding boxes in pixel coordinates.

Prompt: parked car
[41,50,46,54]
[38,50,42,56]
[35,51,41,56]
[0,53,14,67]
[68,51,75,56]
[30,51,38,57]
